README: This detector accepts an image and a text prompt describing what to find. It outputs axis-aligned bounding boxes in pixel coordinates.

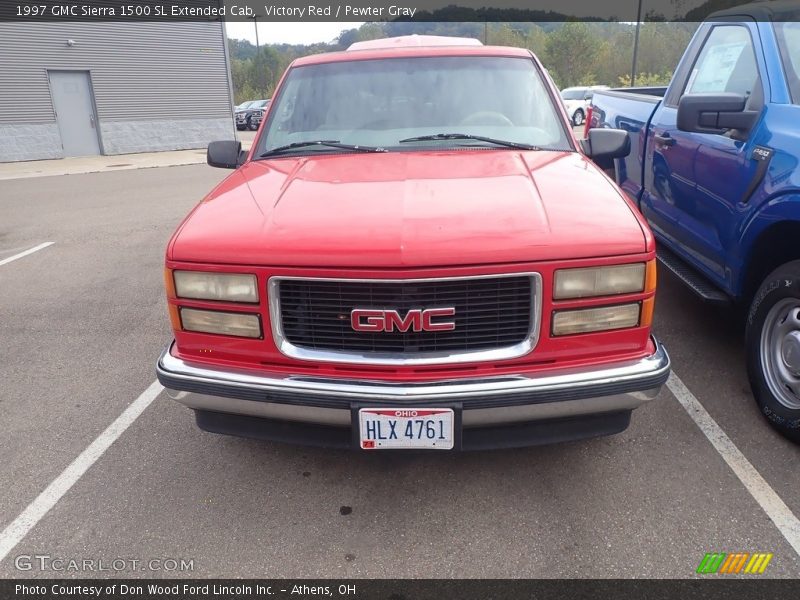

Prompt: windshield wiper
[259,140,387,158]
[398,133,539,151]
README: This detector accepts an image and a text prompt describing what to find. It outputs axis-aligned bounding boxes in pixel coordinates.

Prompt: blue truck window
[685,26,758,97]
[775,22,800,104]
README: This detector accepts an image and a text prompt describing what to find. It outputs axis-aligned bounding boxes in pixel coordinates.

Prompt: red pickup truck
[156,36,670,450]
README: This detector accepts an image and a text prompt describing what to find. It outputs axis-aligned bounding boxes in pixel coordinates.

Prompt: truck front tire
[572,109,584,126]
[746,260,800,443]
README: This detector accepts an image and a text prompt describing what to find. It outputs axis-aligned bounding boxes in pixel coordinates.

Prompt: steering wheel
[458,111,514,126]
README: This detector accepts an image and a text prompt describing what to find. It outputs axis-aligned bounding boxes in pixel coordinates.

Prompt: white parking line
[0,242,54,267]
[1,370,798,566]
[0,380,164,564]
[667,372,800,556]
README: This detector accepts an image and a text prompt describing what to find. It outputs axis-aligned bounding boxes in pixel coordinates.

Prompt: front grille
[274,275,537,359]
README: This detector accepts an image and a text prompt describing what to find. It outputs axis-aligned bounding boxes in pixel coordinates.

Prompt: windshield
[257,56,571,157]
[560,89,585,100]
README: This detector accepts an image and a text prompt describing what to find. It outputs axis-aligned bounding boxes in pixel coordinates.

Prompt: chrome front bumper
[156,338,670,428]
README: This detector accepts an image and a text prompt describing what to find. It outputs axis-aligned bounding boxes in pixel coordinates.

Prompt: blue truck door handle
[654,133,676,148]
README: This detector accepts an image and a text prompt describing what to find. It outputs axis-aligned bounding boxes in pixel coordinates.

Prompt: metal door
[48,71,101,157]
[640,23,764,287]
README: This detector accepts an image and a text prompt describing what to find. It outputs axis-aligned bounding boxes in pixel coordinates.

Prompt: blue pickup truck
[590,2,800,442]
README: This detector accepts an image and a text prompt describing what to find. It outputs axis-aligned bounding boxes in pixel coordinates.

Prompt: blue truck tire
[746,260,800,443]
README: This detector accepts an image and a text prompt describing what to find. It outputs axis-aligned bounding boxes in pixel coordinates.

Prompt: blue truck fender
[735,192,800,300]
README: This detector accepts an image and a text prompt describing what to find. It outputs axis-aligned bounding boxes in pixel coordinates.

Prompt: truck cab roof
[291,38,531,68]
[347,35,483,51]
[708,0,800,21]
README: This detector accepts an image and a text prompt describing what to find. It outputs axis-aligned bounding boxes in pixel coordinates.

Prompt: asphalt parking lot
[1,160,799,579]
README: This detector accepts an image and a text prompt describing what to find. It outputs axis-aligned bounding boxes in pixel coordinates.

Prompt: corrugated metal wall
[0,22,232,125]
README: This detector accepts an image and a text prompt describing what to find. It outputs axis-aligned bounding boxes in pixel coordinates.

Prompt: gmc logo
[350,308,456,332]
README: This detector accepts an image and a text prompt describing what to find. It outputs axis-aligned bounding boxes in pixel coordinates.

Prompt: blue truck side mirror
[677,93,758,135]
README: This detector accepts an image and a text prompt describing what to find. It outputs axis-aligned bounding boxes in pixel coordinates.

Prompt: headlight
[180,308,262,338]
[552,303,640,336]
[554,263,645,300]
[173,271,258,303]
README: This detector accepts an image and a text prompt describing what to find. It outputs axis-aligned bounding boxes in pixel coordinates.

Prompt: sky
[225,22,364,45]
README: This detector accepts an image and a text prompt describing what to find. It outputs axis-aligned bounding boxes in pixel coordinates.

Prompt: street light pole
[631,0,643,87]
[252,15,262,97]
[253,16,260,52]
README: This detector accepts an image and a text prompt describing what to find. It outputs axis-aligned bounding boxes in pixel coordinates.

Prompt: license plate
[358,408,454,450]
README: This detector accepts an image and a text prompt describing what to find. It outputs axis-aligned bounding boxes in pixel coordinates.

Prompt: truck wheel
[248,118,258,131]
[572,110,584,126]
[746,260,800,443]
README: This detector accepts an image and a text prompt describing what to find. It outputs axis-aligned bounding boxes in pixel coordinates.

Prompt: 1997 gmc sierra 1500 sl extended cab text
[155,36,670,450]
[589,2,800,442]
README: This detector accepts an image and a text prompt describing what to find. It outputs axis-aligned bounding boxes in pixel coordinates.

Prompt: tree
[246,46,283,98]
[335,23,386,49]
[486,23,527,47]
[228,38,257,60]
[231,59,256,104]
[545,22,602,88]
[522,24,549,61]
[617,71,674,87]
[225,21,702,100]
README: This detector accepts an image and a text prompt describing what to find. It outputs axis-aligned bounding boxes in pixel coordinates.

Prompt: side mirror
[580,128,631,168]
[677,93,758,135]
[207,140,244,169]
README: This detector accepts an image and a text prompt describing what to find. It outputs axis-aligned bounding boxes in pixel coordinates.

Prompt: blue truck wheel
[746,260,800,443]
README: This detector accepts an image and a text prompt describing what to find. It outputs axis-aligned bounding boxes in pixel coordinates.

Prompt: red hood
[170,150,646,267]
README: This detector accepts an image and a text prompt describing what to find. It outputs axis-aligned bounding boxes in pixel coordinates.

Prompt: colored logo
[696,552,773,574]
[350,307,456,333]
